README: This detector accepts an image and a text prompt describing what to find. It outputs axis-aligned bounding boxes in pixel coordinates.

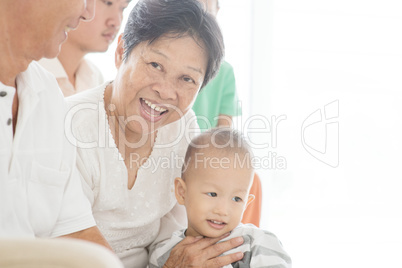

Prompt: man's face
[66,0,130,54]
[16,0,95,60]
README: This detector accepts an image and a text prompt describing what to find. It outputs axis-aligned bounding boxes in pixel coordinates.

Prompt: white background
[88,1,402,267]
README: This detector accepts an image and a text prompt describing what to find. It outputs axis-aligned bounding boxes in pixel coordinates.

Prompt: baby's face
[180,152,254,238]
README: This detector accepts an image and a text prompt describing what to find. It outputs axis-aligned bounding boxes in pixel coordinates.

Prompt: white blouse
[66,82,199,267]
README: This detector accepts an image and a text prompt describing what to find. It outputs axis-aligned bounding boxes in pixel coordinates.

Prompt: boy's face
[175,152,254,238]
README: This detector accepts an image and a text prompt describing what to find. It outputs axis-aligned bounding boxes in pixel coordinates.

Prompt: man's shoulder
[27,61,60,84]
[77,58,105,87]
[82,58,102,74]
[21,62,65,104]
[37,58,67,79]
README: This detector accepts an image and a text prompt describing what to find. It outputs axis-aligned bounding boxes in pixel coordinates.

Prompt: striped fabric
[149,224,291,268]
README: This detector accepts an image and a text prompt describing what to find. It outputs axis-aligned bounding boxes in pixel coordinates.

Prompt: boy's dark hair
[122,0,224,88]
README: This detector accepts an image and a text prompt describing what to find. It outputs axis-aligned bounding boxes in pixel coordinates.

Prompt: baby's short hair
[182,128,254,177]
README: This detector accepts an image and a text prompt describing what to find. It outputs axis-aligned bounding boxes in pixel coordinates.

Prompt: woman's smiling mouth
[143,98,168,113]
[140,98,168,122]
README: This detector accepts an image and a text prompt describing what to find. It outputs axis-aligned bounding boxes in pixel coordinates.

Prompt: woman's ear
[174,177,187,205]
[115,33,125,68]
[245,194,255,209]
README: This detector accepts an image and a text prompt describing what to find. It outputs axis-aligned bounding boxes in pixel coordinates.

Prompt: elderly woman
[66,0,244,267]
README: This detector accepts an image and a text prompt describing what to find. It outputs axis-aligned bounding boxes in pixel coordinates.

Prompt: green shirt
[192,61,241,131]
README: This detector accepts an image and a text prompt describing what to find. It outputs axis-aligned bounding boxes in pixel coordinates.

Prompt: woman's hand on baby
[163,234,244,268]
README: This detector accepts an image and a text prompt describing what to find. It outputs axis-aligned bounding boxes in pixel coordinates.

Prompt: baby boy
[150,128,291,267]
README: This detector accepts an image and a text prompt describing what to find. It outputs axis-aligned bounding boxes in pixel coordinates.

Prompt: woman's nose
[154,80,177,101]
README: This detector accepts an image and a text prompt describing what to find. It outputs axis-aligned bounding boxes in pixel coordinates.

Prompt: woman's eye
[207,192,217,197]
[150,62,162,70]
[183,77,195,84]
[232,196,242,202]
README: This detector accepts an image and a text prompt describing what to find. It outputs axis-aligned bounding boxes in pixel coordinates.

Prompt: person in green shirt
[192,0,241,131]
[192,60,241,130]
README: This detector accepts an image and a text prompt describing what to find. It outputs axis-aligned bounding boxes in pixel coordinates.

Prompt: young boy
[149,128,291,267]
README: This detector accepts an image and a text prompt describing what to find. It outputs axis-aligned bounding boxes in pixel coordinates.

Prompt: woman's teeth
[143,99,167,113]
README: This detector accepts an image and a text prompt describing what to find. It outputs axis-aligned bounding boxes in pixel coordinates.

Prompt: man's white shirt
[0,62,95,237]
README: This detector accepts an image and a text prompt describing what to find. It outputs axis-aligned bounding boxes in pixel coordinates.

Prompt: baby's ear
[245,194,255,209]
[174,177,187,205]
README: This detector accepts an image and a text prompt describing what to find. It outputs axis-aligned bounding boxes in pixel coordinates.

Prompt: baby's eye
[232,196,242,202]
[207,192,217,197]
[150,62,162,71]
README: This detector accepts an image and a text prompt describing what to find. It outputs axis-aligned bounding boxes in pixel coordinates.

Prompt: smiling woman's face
[111,34,208,136]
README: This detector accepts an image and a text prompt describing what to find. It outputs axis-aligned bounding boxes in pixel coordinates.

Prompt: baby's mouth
[208,220,226,225]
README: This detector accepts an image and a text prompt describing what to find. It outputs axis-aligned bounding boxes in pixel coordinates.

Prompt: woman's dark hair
[122,0,224,88]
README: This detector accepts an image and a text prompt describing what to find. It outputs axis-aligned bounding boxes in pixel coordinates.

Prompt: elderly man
[0,0,109,247]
